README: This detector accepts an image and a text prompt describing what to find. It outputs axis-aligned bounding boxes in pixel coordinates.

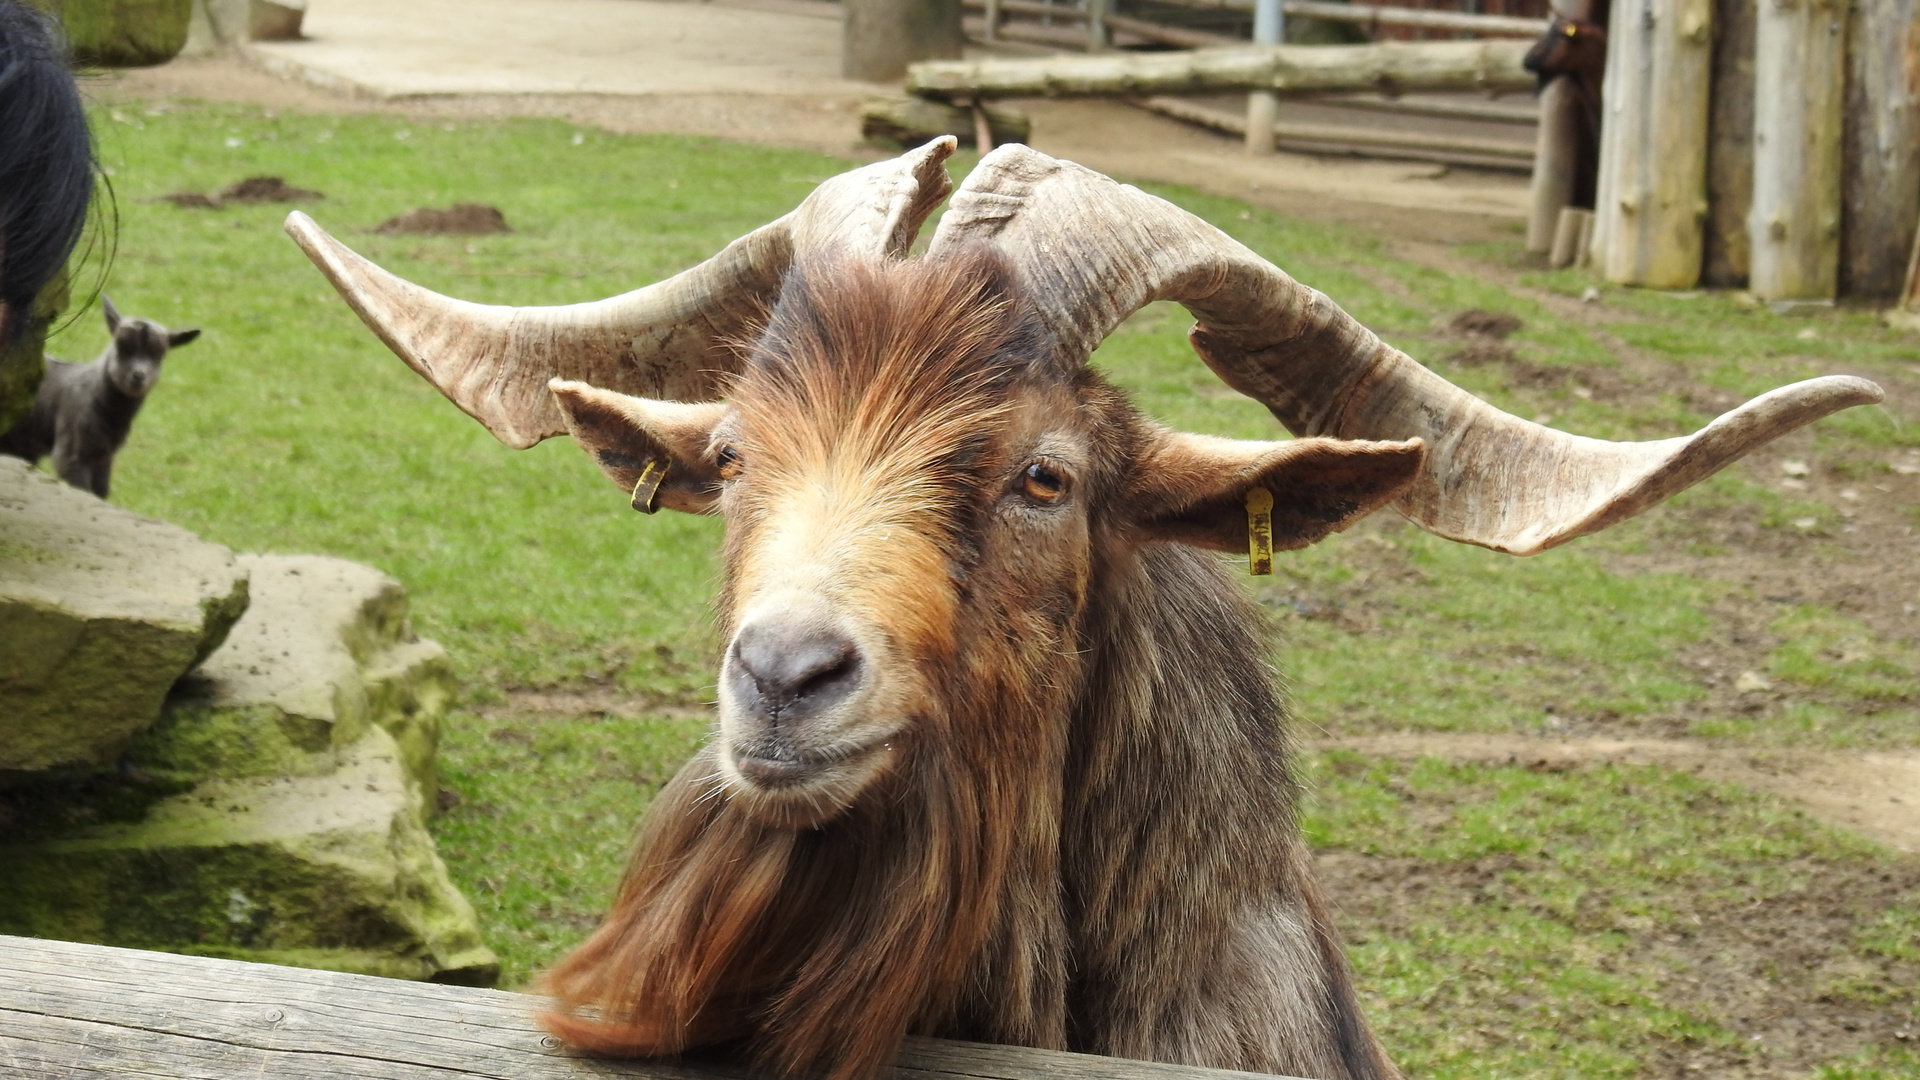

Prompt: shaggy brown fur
[540,249,1404,1080]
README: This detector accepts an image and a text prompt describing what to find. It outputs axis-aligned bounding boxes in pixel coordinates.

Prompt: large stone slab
[0,551,495,984]
[0,457,249,774]
[140,554,454,802]
[0,728,497,984]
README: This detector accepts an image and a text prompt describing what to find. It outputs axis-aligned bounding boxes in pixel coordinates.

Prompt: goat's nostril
[730,619,863,717]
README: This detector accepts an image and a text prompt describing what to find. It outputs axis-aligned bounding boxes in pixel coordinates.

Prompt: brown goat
[1523,9,1610,209]
[286,139,1882,1080]
[540,250,1421,1080]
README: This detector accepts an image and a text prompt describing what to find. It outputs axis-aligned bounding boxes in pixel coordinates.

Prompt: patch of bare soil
[1319,732,1920,856]
[476,684,707,724]
[160,174,323,208]
[375,203,512,235]
[1316,844,1920,1078]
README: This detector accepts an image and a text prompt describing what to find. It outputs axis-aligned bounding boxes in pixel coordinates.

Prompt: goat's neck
[85,354,145,439]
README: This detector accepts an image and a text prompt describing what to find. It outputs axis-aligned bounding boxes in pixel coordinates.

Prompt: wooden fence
[0,934,1306,1080]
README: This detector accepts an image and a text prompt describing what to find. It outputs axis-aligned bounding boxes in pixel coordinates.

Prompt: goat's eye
[716,445,743,481]
[1020,461,1068,504]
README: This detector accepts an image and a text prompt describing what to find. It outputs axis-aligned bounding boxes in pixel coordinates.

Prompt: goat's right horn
[286,138,958,449]
[928,146,1884,556]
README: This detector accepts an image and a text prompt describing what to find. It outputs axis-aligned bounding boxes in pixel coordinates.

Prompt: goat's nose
[726,617,863,725]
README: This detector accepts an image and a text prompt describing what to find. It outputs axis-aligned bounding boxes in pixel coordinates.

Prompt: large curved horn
[928,146,1885,555]
[287,138,959,449]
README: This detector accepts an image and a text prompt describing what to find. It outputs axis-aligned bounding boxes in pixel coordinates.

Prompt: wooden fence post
[1748,0,1847,301]
[1840,0,1920,299]
[845,0,965,82]
[1589,0,1714,287]
[1702,0,1755,286]
[1527,0,1593,254]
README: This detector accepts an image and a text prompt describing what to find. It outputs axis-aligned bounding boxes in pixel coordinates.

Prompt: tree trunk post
[1246,0,1284,154]
[1526,0,1595,254]
[845,0,966,83]
[1702,0,1756,287]
[1528,77,1585,252]
[1589,0,1714,287]
[1839,0,1920,299]
[1748,0,1847,301]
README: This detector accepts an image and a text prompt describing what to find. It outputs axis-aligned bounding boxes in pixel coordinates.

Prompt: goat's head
[285,138,1882,1078]
[1523,15,1609,92]
[101,295,198,398]
[549,250,1421,829]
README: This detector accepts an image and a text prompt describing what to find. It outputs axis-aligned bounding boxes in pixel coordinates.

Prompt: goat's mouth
[720,736,897,827]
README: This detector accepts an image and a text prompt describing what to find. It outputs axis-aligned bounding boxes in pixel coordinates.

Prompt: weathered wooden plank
[0,935,1305,1080]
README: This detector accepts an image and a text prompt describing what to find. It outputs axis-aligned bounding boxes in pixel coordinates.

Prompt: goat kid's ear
[1128,431,1426,554]
[102,295,120,332]
[549,379,726,515]
[167,327,201,349]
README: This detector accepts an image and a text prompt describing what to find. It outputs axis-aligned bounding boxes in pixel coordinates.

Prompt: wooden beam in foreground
[0,934,1307,1080]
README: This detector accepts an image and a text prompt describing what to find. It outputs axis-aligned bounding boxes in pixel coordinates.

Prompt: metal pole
[1246,0,1283,153]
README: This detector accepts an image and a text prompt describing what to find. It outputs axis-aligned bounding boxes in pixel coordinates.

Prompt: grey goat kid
[0,296,198,497]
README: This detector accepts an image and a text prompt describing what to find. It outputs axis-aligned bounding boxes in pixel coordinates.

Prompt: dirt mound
[1448,308,1524,339]
[222,176,323,202]
[374,204,512,235]
[158,176,322,209]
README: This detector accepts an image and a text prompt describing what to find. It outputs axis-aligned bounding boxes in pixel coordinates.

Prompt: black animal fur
[0,1,94,350]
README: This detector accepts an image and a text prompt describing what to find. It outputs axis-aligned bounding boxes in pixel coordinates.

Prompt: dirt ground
[90,45,1916,862]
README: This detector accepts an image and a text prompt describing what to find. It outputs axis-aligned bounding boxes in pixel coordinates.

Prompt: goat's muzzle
[717,602,899,827]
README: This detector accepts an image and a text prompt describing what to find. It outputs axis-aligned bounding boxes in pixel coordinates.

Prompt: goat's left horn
[286,138,958,449]
[927,146,1884,555]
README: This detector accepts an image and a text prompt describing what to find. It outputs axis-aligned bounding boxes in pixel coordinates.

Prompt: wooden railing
[0,934,1306,1080]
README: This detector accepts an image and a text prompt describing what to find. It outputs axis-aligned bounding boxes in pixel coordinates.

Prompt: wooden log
[1101,11,1238,48]
[1140,95,1536,169]
[1589,0,1714,288]
[1528,77,1584,253]
[1702,0,1756,287]
[861,97,1032,149]
[1281,0,1549,36]
[1840,0,1920,299]
[1550,207,1596,267]
[908,39,1536,100]
[0,934,1307,1080]
[1747,0,1846,300]
[1310,92,1537,124]
[844,0,964,82]
[1130,0,1551,35]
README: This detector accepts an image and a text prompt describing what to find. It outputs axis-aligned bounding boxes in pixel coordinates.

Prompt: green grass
[62,100,1920,1074]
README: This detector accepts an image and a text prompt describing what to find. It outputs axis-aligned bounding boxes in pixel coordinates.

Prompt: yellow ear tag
[1246,487,1274,576]
[630,458,669,514]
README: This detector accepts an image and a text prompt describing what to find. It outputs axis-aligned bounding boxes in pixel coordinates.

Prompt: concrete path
[246,0,870,99]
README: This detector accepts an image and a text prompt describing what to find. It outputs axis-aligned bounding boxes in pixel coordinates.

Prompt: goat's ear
[167,327,200,349]
[102,295,120,332]
[549,379,726,515]
[1128,431,1425,553]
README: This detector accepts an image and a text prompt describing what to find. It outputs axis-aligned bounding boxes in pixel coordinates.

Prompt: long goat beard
[538,733,1021,1080]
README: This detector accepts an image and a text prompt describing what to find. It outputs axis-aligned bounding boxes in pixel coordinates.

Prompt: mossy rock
[30,0,193,67]
[0,457,250,774]
[0,728,498,984]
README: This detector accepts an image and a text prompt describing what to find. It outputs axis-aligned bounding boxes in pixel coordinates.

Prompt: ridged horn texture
[285,137,959,449]
[926,145,1886,555]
